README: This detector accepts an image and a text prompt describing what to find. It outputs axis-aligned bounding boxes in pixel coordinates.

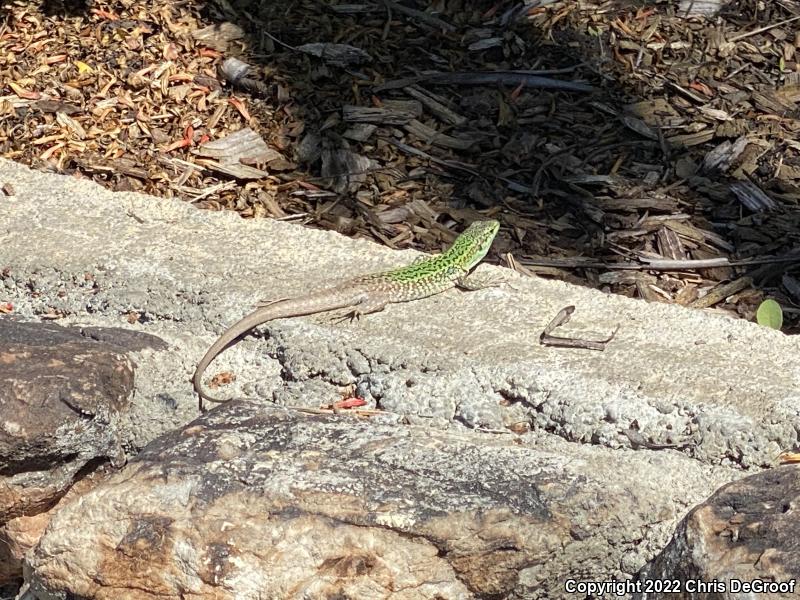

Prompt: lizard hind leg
[331,296,389,324]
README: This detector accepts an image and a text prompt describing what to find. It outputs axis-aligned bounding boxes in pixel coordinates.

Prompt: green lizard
[193,219,500,411]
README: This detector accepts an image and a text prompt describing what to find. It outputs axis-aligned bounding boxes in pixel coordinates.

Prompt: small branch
[539,306,618,351]
[729,14,800,42]
[375,71,594,93]
[433,71,594,92]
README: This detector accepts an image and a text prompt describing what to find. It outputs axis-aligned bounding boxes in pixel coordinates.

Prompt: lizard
[193,219,501,412]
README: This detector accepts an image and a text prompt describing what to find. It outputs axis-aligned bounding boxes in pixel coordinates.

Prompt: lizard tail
[193,292,365,412]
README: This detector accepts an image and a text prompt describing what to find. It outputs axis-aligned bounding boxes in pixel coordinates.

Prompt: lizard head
[452,219,500,271]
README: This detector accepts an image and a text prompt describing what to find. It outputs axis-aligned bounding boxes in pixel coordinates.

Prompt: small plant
[756,299,783,330]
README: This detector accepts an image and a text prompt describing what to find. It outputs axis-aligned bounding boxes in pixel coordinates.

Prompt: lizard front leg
[456,270,505,291]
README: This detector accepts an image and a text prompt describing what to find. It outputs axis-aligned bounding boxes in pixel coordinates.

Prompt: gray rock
[634,466,800,599]
[27,402,731,599]
[0,318,137,583]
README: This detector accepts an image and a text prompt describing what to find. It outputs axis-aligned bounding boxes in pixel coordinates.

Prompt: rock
[634,466,800,599]
[5,156,800,597]
[0,469,113,584]
[78,326,168,352]
[0,319,138,583]
[24,401,727,599]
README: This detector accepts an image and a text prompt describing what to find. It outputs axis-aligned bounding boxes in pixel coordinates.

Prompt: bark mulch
[2,0,800,331]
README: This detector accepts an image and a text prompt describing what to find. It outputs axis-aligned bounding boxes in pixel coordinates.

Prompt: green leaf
[756,299,783,330]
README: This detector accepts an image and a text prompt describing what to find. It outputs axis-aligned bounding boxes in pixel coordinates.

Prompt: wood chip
[194,128,282,179]
[730,180,778,211]
[192,22,245,51]
[689,276,754,309]
[342,105,419,125]
[403,119,476,150]
[403,85,467,126]
[296,43,372,67]
[342,123,378,142]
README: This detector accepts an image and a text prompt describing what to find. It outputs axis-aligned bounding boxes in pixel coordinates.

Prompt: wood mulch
[1,0,799,331]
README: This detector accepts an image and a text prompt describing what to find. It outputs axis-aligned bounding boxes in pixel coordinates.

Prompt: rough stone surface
[0,319,133,521]
[0,468,112,585]
[635,466,800,600]
[27,402,733,600]
[0,318,145,584]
